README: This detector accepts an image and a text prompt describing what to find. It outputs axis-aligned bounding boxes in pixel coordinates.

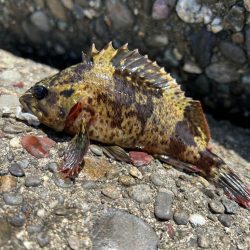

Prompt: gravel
[197,235,210,248]
[189,214,206,226]
[221,199,239,214]
[92,209,158,250]
[154,189,174,220]
[173,210,189,225]
[25,176,42,187]
[218,214,232,227]
[208,200,225,214]
[3,192,23,205]
[9,214,25,227]
[9,163,25,177]
[37,232,50,248]
[128,184,153,203]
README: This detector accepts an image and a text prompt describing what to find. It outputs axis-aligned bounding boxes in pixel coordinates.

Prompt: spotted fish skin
[19,42,250,208]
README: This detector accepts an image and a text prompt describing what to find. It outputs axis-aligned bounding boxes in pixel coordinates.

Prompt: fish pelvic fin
[59,124,89,178]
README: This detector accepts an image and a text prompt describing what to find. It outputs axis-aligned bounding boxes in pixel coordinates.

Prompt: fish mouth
[19,93,41,118]
[19,94,32,113]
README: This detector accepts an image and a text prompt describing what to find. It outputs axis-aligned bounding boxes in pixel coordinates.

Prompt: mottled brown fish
[19,42,250,208]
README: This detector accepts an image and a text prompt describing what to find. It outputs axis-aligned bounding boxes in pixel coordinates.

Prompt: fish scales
[19,42,250,208]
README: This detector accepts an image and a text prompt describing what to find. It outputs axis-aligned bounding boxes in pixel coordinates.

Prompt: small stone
[190,28,216,68]
[17,159,30,169]
[82,180,97,189]
[101,186,121,199]
[221,199,239,214]
[106,0,134,29]
[245,27,250,60]
[9,163,25,177]
[0,218,11,247]
[90,145,103,156]
[150,169,167,186]
[61,0,74,10]
[183,62,202,74]
[245,0,250,11]
[152,0,175,20]
[105,167,120,179]
[9,214,25,227]
[46,0,68,21]
[119,175,136,186]
[92,209,158,250]
[219,41,246,64]
[37,209,46,218]
[176,0,212,24]
[210,17,223,33]
[25,176,42,187]
[37,232,50,248]
[0,175,17,192]
[53,174,74,188]
[197,235,210,248]
[154,190,173,220]
[129,166,143,179]
[218,214,232,227]
[224,6,245,32]
[3,192,23,205]
[27,224,44,234]
[7,151,14,161]
[173,210,189,225]
[208,200,225,214]
[54,207,68,216]
[67,236,80,250]
[46,162,58,173]
[9,137,21,148]
[189,214,206,226]
[205,62,240,83]
[202,188,215,199]
[128,184,153,203]
[3,124,27,134]
[231,32,244,44]
[30,11,51,32]
[164,49,180,67]
[81,236,92,249]
[20,203,33,216]
[146,34,169,47]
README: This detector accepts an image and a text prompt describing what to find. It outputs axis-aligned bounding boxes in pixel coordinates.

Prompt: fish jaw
[19,92,43,121]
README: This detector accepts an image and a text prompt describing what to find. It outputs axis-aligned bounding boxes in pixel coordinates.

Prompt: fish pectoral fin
[155,155,202,174]
[59,126,89,178]
[102,145,131,163]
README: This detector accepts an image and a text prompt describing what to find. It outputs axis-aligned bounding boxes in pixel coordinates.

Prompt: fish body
[19,42,250,208]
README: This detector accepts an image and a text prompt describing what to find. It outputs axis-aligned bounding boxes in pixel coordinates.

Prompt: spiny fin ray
[91,42,183,92]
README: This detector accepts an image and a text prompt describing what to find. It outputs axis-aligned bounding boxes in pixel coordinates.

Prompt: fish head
[19,71,82,132]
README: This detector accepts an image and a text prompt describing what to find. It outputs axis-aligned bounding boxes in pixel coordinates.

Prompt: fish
[19,42,250,208]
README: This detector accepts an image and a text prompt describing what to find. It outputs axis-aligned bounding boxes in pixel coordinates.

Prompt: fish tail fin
[212,165,250,209]
[198,149,250,209]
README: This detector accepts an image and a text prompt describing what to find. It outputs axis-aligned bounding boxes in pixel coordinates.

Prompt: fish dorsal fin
[184,101,211,144]
[91,42,182,91]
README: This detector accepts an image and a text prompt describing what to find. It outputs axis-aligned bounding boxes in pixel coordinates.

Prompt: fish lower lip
[19,94,33,114]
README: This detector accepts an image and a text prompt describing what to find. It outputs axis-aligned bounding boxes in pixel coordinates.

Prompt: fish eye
[32,85,48,100]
